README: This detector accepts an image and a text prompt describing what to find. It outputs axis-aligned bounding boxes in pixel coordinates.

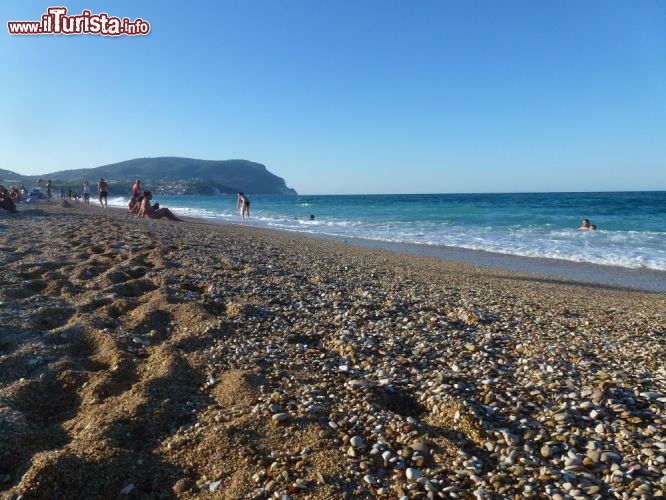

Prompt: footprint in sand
[0,279,47,300]
[103,278,158,298]
[30,304,77,331]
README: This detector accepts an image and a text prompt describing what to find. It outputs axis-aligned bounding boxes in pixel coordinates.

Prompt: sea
[108,191,666,290]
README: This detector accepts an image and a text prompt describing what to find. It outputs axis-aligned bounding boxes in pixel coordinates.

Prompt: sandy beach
[1,202,665,499]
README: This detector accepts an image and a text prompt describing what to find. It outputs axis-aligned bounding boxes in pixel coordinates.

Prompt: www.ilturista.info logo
[7,7,150,36]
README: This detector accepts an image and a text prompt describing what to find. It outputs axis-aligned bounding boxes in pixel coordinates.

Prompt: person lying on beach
[137,191,181,221]
[579,218,596,230]
[8,187,22,204]
[0,186,18,213]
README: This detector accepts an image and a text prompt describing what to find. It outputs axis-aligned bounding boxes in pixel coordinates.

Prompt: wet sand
[1,202,664,498]
[320,236,666,294]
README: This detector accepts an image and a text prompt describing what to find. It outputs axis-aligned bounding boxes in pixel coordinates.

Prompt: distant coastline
[0,157,298,196]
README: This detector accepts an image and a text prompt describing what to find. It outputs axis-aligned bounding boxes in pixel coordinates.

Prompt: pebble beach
[1,202,665,499]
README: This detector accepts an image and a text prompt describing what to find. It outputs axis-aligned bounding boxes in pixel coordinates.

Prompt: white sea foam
[108,193,666,271]
[251,220,666,270]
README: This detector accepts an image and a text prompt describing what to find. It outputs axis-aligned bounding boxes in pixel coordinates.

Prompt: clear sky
[2,1,665,194]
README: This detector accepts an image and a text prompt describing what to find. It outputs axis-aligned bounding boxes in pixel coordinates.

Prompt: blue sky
[2,1,664,194]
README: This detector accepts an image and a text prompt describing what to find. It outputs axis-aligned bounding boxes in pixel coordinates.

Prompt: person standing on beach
[237,192,250,220]
[46,180,52,201]
[98,178,109,207]
[82,179,91,205]
[132,179,141,198]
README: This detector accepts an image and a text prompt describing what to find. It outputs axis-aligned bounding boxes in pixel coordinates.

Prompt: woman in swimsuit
[237,192,250,220]
[128,194,143,214]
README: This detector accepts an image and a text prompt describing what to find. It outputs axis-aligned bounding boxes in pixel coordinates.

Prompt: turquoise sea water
[109,191,666,271]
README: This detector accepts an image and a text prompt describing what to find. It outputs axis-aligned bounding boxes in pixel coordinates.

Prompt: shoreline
[313,234,666,294]
[27,199,666,293]
[190,211,666,294]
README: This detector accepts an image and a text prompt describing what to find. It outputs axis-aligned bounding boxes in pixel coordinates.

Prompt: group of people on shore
[63,179,93,205]
[28,179,103,206]
[2,176,250,222]
[0,177,180,223]
[52,179,106,206]
[127,179,181,221]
